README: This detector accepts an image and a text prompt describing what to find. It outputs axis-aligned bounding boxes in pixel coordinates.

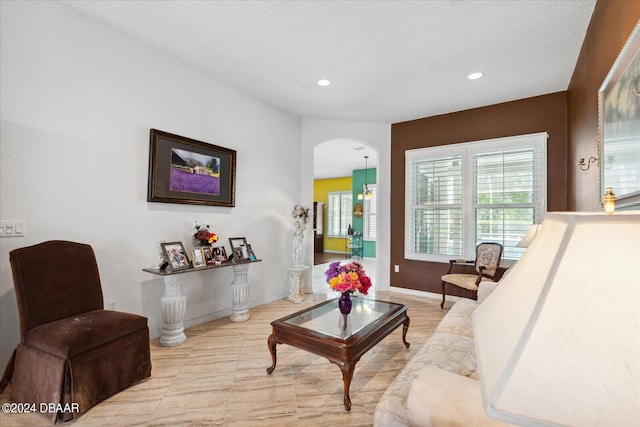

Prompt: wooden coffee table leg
[338,361,356,411]
[266,334,277,374]
[402,316,411,348]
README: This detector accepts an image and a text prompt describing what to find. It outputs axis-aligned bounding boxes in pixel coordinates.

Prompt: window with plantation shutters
[405,133,547,262]
[327,191,352,238]
[406,147,464,260]
[363,185,377,240]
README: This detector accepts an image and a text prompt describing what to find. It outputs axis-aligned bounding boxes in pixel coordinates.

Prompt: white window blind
[405,133,546,262]
[406,148,463,259]
[473,144,543,260]
[327,191,352,237]
[363,185,377,240]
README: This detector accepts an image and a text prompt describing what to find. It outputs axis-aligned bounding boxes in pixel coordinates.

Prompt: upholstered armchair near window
[440,242,503,309]
[0,240,152,423]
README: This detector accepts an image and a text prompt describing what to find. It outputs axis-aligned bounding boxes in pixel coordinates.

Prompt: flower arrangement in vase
[325,261,372,315]
[291,204,310,225]
[193,222,218,247]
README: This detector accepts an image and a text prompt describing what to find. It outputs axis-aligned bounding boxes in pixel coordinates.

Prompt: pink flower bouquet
[325,261,372,295]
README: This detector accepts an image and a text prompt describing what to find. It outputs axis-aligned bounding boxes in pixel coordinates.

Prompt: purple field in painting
[170,168,220,195]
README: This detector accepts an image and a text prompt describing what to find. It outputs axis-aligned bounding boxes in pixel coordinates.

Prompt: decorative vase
[338,292,353,315]
[196,239,211,247]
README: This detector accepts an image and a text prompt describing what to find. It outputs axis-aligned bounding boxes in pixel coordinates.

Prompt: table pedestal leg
[266,334,278,374]
[338,361,356,411]
[230,264,250,322]
[160,275,187,347]
[402,316,411,348]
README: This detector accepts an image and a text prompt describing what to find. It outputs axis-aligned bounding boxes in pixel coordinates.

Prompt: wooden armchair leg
[440,282,446,309]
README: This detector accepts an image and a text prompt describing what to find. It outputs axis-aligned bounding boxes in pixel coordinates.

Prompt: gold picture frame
[599,22,640,208]
[191,247,206,268]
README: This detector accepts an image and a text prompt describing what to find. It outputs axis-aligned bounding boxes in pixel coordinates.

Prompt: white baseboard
[389,286,462,304]
[149,287,457,340]
[149,291,290,340]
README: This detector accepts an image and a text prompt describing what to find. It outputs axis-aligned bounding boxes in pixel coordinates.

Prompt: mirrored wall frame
[598,21,640,208]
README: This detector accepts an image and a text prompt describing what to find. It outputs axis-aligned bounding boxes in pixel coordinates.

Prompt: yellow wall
[314,177,352,253]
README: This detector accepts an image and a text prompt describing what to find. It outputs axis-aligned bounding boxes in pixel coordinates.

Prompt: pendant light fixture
[357,155,373,200]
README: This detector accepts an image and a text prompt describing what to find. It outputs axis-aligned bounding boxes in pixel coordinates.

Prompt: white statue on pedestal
[292,220,305,266]
[291,204,309,266]
[289,204,310,303]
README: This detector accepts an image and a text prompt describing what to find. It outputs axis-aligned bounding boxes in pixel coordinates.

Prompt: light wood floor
[0,291,446,426]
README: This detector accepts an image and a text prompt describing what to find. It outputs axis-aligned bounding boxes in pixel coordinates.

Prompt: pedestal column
[160,275,187,347]
[230,263,251,322]
[287,265,308,303]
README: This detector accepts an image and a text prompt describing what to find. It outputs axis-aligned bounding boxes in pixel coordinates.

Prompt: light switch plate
[0,220,26,237]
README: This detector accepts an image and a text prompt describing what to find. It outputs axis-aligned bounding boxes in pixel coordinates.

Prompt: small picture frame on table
[229,237,250,262]
[161,241,191,271]
[212,246,227,263]
[247,244,257,261]
[202,247,214,265]
[192,247,206,268]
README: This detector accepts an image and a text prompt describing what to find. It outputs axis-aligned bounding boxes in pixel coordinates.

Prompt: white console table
[143,260,261,346]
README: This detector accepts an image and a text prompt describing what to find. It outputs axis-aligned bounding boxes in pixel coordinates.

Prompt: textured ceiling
[59,0,596,177]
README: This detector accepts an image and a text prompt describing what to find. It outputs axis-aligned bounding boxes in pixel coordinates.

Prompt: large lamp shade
[473,212,639,426]
[515,224,541,248]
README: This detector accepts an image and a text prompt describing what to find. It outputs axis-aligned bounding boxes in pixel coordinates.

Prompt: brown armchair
[0,240,151,423]
[440,242,503,309]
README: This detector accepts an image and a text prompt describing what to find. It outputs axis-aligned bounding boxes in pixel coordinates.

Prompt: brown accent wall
[389,0,640,294]
[568,1,640,211]
[390,92,568,294]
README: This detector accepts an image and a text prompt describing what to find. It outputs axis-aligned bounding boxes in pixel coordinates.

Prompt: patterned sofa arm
[407,366,511,426]
[477,267,511,304]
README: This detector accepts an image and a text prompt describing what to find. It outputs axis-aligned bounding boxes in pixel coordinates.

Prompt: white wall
[0,2,303,368]
[301,119,391,292]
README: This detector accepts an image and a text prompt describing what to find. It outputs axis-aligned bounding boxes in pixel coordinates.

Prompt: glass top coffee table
[266,296,410,410]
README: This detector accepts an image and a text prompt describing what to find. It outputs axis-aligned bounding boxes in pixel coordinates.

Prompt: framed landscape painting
[147,129,236,207]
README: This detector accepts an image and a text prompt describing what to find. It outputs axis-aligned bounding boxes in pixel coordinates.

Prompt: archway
[312,138,379,292]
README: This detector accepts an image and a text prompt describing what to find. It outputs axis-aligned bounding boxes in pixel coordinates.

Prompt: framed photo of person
[202,247,214,265]
[229,237,249,262]
[192,247,206,268]
[161,241,191,271]
[247,244,258,261]
[212,246,227,262]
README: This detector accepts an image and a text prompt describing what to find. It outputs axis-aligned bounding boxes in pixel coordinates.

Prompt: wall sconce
[577,156,599,171]
[603,187,616,214]
[578,134,602,171]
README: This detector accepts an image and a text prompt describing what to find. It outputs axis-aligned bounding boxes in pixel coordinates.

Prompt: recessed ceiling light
[468,72,484,80]
[317,79,331,87]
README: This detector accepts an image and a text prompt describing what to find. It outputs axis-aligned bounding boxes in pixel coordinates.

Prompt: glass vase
[338,292,353,315]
